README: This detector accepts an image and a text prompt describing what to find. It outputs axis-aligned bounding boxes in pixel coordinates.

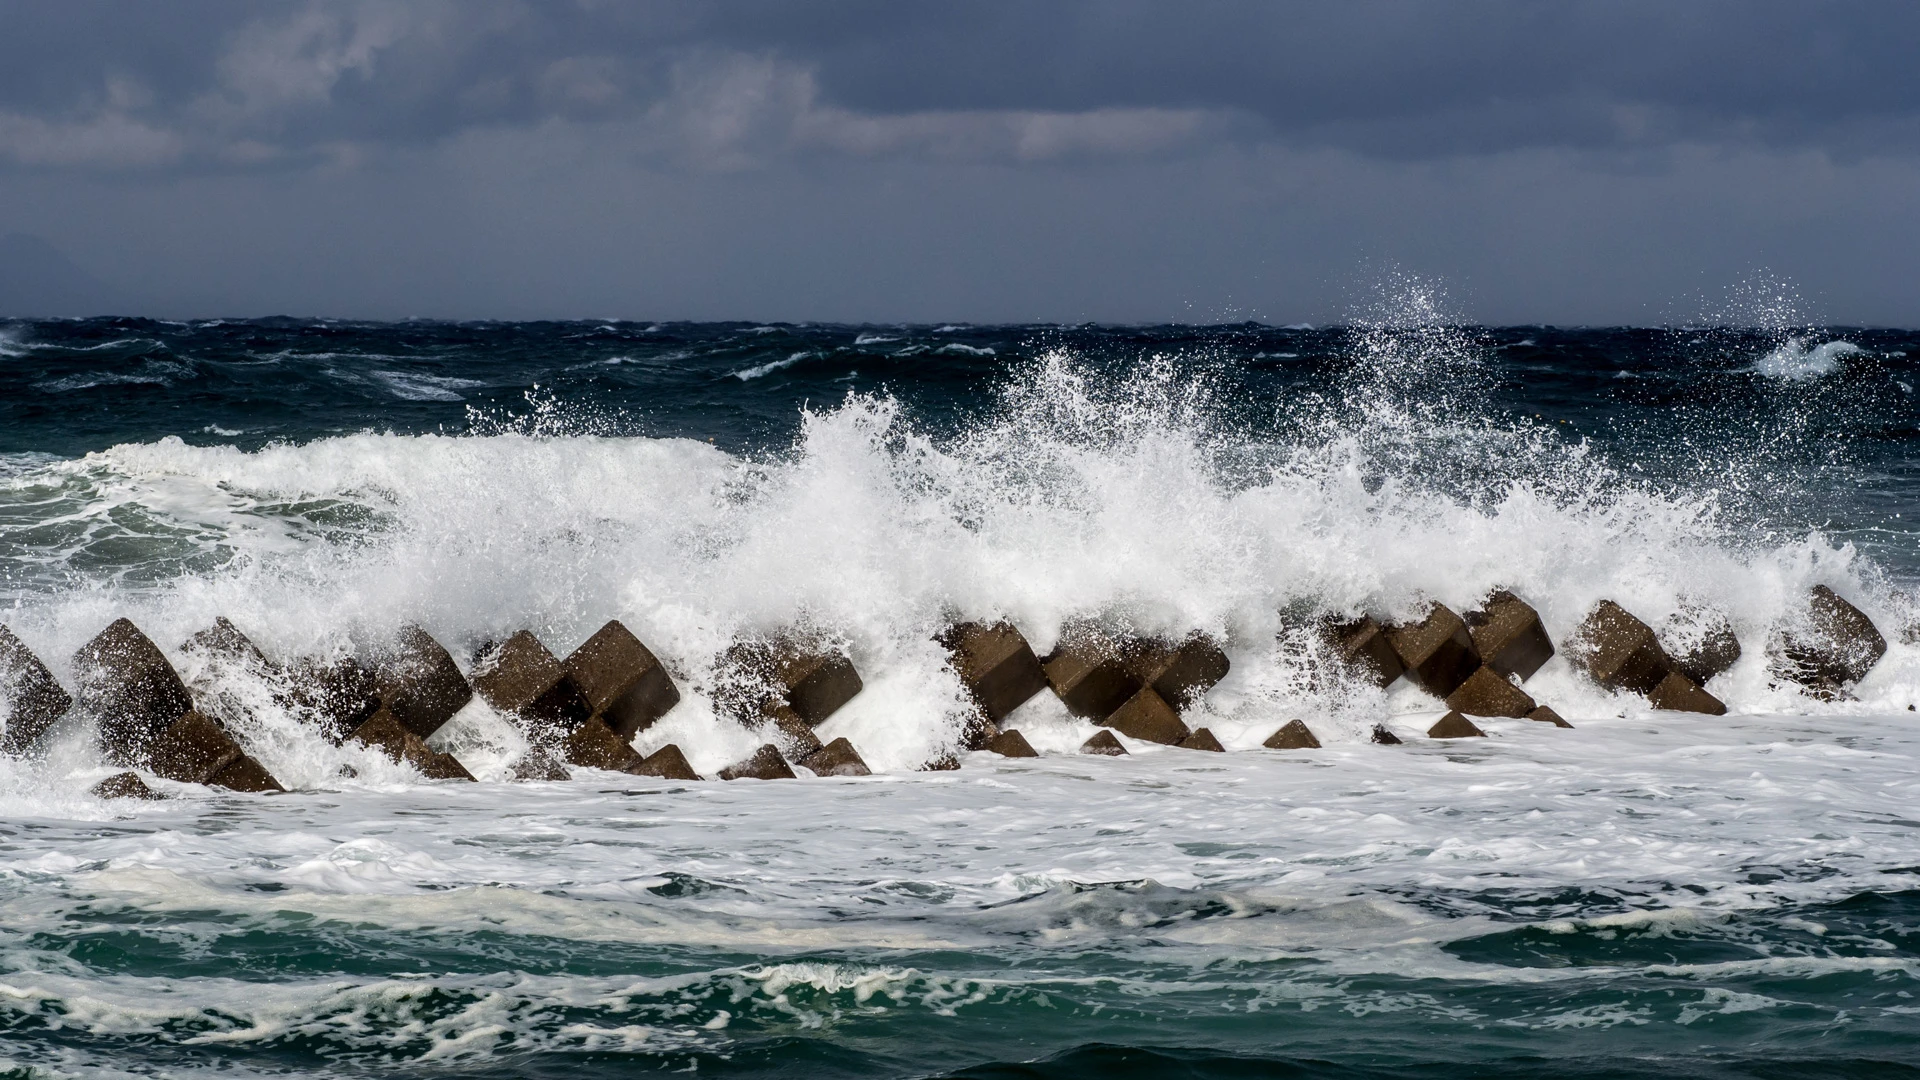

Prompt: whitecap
[732,351,812,380]
[1750,337,1862,381]
[367,370,487,402]
[854,333,898,346]
[934,343,995,356]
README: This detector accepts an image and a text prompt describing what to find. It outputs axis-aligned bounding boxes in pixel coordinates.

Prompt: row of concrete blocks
[0,582,1892,798]
[1328,584,1890,744]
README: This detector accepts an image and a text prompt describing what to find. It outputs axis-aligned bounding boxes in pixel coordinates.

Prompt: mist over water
[3,291,1920,1076]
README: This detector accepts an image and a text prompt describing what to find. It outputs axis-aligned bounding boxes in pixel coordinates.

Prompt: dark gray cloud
[1,2,1916,322]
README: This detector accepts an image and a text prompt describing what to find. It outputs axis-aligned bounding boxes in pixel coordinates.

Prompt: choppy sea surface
[3,303,1920,1077]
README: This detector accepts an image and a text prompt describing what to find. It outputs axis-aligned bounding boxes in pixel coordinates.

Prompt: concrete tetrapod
[1263,719,1322,749]
[1384,604,1482,697]
[349,707,475,781]
[1324,616,1406,688]
[472,631,590,735]
[940,621,1048,727]
[1444,666,1537,718]
[1128,633,1231,708]
[1103,687,1191,745]
[73,619,195,766]
[1772,585,1888,699]
[985,729,1039,757]
[1041,630,1140,719]
[1428,711,1487,739]
[1080,730,1129,755]
[803,737,872,776]
[148,710,284,792]
[719,744,796,780]
[1177,728,1225,752]
[1464,591,1555,681]
[370,626,472,740]
[564,620,681,738]
[0,625,71,755]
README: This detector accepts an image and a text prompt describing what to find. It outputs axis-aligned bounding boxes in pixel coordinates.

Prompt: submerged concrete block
[1385,604,1482,697]
[1371,724,1404,745]
[1647,671,1727,715]
[371,627,471,740]
[181,617,272,672]
[804,736,873,776]
[1571,601,1672,695]
[762,701,825,758]
[1526,705,1574,728]
[719,743,796,780]
[940,621,1048,723]
[1428,711,1486,738]
[1263,719,1322,749]
[1464,591,1555,682]
[631,743,701,780]
[507,746,571,781]
[73,619,194,765]
[1444,666,1538,718]
[1080,729,1129,755]
[350,707,475,781]
[472,631,590,734]
[1128,633,1231,708]
[1103,687,1190,745]
[564,620,681,738]
[719,637,863,728]
[1177,727,1225,752]
[147,710,283,791]
[283,657,381,743]
[0,625,71,755]
[91,772,163,800]
[1325,616,1405,688]
[1773,585,1888,698]
[559,715,646,772]
[985,729,1039,758]
[1043,631,1140,719]
[1668,609,1742,687]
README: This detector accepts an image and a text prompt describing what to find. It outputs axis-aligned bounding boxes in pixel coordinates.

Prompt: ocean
[2,304,1919,1077]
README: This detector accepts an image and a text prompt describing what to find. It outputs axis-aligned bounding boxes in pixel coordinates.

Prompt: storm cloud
[2,1,1916,323]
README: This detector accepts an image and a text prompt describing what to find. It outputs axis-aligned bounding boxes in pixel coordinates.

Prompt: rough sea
[3,295,1920,1078]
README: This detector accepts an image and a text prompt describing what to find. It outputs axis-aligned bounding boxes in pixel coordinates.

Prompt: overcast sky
[2,0,1917,324]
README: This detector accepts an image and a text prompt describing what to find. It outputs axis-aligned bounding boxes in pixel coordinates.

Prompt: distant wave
[733,351,812,380]
[366,370,487,402]
[935,343,995,356]
[1750,337,1862,381]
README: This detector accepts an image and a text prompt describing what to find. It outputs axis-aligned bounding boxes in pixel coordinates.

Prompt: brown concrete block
[73,618,194,765]
[350,707,475,781]
[1571,601,1672,695]
[1427,711,1486,738]
[1080,729,1129,755]
[631,743,700,780]
[207,754,284,793]
[371,626,472,740]
[1325,615,1405,688]
[940,621,1048,722]
[1371,724,1404,745]
[563,620,681,738]
[559,715,645,772]
[1178,727,1225,752]
[1263,719,1322,749]
[508,746,571,781]
[91,772,163,800]
[148,710,243,784]
[1104,687,1190,745]
[1043,631,1141,719]
[472,631,590,734]
[1385,604,1482,697]
[719,743,796,780]
[1668,609,1742,686]
[985,729,1039,757]
[1647,671,1727,715]
[1128,633,1231,708]
[181,617,273,672]
[718,637,863,728]
[1464,591,1555,681]
[1444,665,1538,718]
[1526,705,1574,728]
[0,625,71,755]
[762,701,824,758]
[282,657,380,743]
[921,753,961,771]
[803,736,873,776]
[1773,585,1888,698]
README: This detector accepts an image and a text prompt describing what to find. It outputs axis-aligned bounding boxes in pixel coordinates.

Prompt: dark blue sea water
[2,314,1919,1078]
